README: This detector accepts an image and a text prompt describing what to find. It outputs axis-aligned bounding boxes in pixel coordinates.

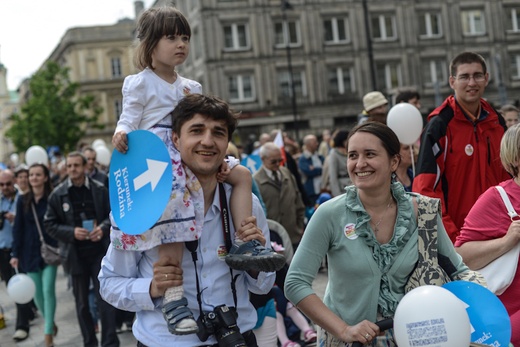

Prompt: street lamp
[281,0,299,142]
[362,0,377,91]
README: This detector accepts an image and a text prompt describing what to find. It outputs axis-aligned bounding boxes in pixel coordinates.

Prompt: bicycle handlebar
[351,318,394,347]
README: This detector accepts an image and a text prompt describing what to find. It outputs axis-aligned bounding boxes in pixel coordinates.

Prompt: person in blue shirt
[0,169,34,342]
[99,94,275,346]
[298,134,324,204]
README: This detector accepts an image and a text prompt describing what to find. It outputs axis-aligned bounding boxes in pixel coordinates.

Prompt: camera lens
[215,327,247,347]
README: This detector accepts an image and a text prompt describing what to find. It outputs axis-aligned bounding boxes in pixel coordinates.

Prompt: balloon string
[410,146,415,178]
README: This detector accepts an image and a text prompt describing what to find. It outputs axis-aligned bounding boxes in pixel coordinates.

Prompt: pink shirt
[456,178,520,344]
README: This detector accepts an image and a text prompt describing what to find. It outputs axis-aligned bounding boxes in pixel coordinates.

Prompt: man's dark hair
[67,151,87,165]
[332,129,349,149]
[82,146,96,154]
[450,52,487,77]
[395,90,420,104]
[171,94,239,141]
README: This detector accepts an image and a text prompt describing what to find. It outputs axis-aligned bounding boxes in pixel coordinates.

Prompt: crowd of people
[1,4,520,347]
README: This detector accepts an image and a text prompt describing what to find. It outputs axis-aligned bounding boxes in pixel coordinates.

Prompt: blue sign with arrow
[109,130,172,235]
[241,154,262,174]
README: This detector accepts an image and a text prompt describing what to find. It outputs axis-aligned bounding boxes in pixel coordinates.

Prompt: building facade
[3,0,520,161]
[174,0,520,145]
[0,63,20,164]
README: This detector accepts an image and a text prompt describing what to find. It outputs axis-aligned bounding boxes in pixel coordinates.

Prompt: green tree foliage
[6,61,103,154]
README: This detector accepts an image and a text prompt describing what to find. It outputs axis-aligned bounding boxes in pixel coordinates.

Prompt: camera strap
[185,183,239,317]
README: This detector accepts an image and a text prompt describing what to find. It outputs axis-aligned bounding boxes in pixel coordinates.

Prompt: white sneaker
[13,329,28,341]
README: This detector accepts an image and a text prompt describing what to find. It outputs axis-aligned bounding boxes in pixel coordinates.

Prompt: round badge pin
[465,144,474,156]
[344,223,358,239]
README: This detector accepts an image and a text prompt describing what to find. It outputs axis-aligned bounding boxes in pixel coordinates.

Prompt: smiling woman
[284,121,483,347]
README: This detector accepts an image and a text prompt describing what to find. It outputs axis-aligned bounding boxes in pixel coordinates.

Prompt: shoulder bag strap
[495,186,519,220]
[415,195,440,264]
[31,202,46,244]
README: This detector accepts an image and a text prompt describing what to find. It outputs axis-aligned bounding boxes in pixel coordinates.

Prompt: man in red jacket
[413,52,510,243]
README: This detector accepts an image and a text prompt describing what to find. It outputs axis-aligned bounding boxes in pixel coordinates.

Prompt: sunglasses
[270,159,283,165]
[0,182,13,187]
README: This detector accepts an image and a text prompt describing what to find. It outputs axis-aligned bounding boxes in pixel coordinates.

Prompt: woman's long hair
[23,163,53,211]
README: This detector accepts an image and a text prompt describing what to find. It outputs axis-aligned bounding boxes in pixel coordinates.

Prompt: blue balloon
[109,130,172,235]
[443,281,511,347]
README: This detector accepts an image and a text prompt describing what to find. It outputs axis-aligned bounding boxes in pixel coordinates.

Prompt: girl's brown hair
[134,7,191,70]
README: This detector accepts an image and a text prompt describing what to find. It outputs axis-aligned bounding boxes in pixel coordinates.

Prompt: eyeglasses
[269,158,283,165]
[454,73,486,83]
[0,182,13,187]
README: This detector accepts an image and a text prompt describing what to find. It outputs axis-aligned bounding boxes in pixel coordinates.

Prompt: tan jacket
[253,166,305,244]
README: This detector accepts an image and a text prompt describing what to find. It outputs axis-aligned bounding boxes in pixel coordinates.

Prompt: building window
[328,67,355,95]
[114,99,122,121]
[376,62,402,90]
[111,57,122,78]
[419,12,442,39]
[223,23,250,51]
[228,74,255,102]
[371,14,397,41]
[423,59,447,87]
[278,70,307,101]
[275,20,301,48]
[506,8,520,33]
[461,10,486,36]
[510,54,520,79]
[324,17,350,44]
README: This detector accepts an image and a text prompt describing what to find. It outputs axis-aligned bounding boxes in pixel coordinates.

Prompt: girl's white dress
[110,68,214,250]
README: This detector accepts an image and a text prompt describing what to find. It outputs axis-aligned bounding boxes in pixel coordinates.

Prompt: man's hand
[235,216,265,246]
[112,131,129,154]
[150,256,184,299]
[89,226,104,242]
[74,227,92,241]
[5,212,15,224]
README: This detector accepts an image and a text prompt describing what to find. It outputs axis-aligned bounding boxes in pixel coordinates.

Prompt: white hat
[363,91,388,112]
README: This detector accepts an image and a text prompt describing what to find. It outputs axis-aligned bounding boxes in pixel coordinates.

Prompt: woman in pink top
[455,123,520,345]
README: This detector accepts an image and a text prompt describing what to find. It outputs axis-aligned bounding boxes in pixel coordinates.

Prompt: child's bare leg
[159,243,198,335]
[224,165,286,272]
[226,165,252,240]
[159,243,186,303]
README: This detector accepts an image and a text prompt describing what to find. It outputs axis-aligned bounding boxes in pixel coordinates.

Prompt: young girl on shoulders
[111,6,284,335]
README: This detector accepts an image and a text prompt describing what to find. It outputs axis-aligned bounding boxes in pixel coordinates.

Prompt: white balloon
[92,139,107,150]
[7,274,36,304]
[387,103,424,145]
[25,145,49,166]
[10,153,19,165]
[96,146,111,167]
[394,285,471,347]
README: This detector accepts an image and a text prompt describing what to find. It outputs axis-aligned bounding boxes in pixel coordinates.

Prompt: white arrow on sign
[246,156,258,174]
[133,159,169,191]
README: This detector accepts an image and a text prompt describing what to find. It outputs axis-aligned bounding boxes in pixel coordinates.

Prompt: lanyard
[186,183,238,316]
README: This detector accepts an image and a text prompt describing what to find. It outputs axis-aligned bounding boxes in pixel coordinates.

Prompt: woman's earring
[391,172,397,182]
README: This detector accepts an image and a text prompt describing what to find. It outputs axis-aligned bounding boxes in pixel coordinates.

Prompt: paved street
[0,267,136,347]
[0,266,328,347]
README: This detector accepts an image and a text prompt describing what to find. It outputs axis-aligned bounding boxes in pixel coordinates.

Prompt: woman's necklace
[370,197,393,233]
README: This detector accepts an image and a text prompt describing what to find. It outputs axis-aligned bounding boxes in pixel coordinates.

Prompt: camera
[196,305,247,347]
[0,211,7,230]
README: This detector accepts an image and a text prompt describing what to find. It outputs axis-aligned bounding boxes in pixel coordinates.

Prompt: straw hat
[363,91,388,112]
